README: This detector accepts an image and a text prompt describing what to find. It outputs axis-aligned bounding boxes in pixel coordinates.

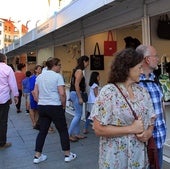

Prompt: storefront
[3,0,170,162]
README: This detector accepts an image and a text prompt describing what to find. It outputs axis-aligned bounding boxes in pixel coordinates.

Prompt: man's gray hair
[136,45,151,58]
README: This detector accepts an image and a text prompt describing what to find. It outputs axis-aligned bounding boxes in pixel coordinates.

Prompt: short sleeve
[90,84,116,125]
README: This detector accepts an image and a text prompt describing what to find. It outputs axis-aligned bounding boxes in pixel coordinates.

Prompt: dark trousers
[35,105,70,153]
[0,101,10,146]
[16,90,22,110]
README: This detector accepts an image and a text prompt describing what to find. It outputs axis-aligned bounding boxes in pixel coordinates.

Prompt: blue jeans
[157,147,163,169]
[68,91,83,136]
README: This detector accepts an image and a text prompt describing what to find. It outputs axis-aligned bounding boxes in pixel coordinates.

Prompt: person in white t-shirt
[83,71,100,134]
[32,57,76,164]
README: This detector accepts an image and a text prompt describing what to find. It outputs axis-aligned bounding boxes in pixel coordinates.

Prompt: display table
[163,102,170,163]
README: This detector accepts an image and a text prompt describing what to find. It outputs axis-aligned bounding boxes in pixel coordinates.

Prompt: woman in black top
[68,55,89,142]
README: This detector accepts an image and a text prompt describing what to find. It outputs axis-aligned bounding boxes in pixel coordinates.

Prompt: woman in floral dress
[90,48,156,169]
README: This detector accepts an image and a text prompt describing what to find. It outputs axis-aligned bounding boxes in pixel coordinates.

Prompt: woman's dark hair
[108,48,143,83]
[26,71,32,77]
[89,71,99,86]
[46,57,60,70]
[34,65,42,74]
[17,63,25,70]
[75,55,89,70]
[8,64,15,72]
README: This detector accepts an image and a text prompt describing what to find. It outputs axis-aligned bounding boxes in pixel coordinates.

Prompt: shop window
[27,56,36,62]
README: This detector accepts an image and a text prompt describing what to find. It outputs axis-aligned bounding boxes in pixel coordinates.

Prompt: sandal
[69,136,78,142]
[83,129,89,134]
[75,135,87,139]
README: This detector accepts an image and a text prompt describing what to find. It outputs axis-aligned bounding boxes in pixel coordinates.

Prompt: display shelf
[163,102,170,163]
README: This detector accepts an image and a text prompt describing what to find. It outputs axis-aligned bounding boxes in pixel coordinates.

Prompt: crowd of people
[0,42,167,168]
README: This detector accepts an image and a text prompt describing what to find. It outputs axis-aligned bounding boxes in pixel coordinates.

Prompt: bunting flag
[48,0,50,6]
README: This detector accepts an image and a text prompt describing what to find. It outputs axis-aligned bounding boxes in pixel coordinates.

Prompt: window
[0,22,2,26]
[14,27,18,32]
[14,35,18,40]
[27,56,36,62]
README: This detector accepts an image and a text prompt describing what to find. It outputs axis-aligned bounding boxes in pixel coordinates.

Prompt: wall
[37,46,54,66]
[54,41,81,83]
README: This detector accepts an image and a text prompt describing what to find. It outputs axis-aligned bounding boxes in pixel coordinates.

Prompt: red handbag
[147,136,160,169]
[104,30,117,56]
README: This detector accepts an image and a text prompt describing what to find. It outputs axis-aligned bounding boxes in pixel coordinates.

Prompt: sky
[0,0,72,30]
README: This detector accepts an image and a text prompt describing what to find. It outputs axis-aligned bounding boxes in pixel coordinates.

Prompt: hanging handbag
[114,83,160,169]
[104,30,117,56]
[81,92,88,103]
[157,14,170,40]
[90,42,104,70]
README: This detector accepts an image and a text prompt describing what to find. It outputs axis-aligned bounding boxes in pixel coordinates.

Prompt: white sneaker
[33,154,47,164]
[64,152,77,162]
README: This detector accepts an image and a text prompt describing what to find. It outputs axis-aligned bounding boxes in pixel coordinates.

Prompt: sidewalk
[0,101,170,169]
[0,102,98,169]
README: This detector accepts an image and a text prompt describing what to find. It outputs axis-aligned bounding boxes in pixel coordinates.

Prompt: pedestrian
[136,45,166,169]
[68,55,89,142]
[41,57,55,133]
[0,53,19,149]
[33,57,76,163]
[90,48,156,169]
[15,63,26,113]
[22,70,32,115]
[83,71,100,134]
[29,65,42,129]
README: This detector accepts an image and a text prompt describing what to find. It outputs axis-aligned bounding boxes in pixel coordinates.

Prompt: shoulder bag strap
[114,83,138,120]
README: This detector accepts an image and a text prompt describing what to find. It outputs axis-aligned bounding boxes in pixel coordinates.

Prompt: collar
[140,73,155,81]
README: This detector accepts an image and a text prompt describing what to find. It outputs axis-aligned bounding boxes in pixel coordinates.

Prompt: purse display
[157,14,170,40]
[104,30,117,56]
[90,42,104,70]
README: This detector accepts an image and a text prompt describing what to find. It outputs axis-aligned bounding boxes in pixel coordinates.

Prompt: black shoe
[0,142,12,150]
[17,110,21,113]
[33,124,40,130]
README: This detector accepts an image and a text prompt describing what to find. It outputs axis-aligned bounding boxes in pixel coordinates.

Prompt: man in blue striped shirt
[136,45,166,169]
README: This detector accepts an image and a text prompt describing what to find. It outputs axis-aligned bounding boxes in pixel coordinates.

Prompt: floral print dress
[90,83,155,169]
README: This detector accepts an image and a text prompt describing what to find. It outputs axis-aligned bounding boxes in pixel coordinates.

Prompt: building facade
[0,18,28,50]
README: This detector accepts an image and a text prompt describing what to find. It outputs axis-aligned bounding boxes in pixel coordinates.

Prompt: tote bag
[104,30,117,56]
[90,42,104,70]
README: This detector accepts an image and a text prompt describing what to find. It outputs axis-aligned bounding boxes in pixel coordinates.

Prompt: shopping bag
[104,30,117,56]
[90,43,104,70]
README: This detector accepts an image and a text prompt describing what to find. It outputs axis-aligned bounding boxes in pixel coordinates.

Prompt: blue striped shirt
[139,73,166,149]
